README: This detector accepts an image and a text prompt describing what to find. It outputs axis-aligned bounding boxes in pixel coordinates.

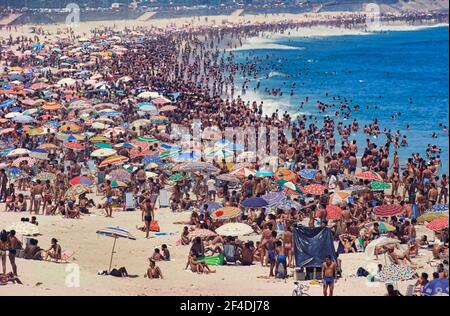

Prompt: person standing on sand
[322,255,337,296]
[141,198,155,239]
[103,180,113,218]
[7,230,18,276]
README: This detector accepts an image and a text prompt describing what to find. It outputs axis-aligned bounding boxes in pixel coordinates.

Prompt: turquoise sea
[233,26,449,174]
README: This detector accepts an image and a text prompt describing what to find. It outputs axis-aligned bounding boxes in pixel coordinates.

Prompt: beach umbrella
[355,171,382,181]
[91,122,109,130]
[201,201,223,213]
[90,148,117,157]
[417,211,448,222]
[282,181,301,192]
[230,166,255,178]
[378,264,415,282]
[299,169,319,180]
[99,155,129,167]
[109,169,131,183]
[0,128,14,135]
[138,103,158,114]
[26,127,45,136]
[65,184,89,200]
[115,142,135,149]
[149,115,169,124]
[7,148,31,157]
[347,185,369,195]
[205,147,233,161]
[188,228,216,240]
[241,197,269,209]
[215,223,253,236]
[371,181,392,191]
[11,157,35,167]
[12,115,35,123]
[146,172,158,179]
[89,135,110,143]
[262,192,287,207]
[364,221,396,233]
[60,123,82,133]
[96,227,136,272]
[230,162,253,171]
[373,204,403,217]
[275,199,302,211]
[69,176,95,186]
[136,136,159,143]
[103,127,126,137]
[159,149,179,159]
[159,105,177,112]
[42,102,61,111]
[168,173,185,182]
[422,278,449,296]
[274,169,298,182]
[328,191,351,205]
[364,237,401,260]
[138,91,159,99]
[325,205,342,220]
[35,171,56,182]
[216,174,240,183]
[427,204,449,212]
[95,143,113,149]
[5,112,22,119]
[211,207,242,221]
[130,119,151,129]
[152,96,171,105]
[57,78,77,86]
[255,170,274,177]
[111,180,127,188]
[7,222,39,236]
[63,142,85,151]
[173,152,200,163]
[237,151,256,162]
[301,184,325,195]
[427,218,449,231]
[37,143,58,150]
[173,162,219,173]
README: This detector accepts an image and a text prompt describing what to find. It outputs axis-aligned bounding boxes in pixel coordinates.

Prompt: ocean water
[233,26,449,174]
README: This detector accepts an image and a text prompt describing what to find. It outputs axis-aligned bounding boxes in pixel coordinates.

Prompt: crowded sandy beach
[0,7,449,297]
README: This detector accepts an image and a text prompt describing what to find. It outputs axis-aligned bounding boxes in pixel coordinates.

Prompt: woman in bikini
[281,226,294,268]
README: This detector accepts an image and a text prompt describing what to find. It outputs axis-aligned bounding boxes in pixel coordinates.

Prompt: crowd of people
[0,12,448,295]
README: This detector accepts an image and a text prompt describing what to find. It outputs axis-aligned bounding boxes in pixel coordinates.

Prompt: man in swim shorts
[322,255,337,296]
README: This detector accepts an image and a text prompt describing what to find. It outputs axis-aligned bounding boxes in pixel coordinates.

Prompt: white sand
[0,11,445,296]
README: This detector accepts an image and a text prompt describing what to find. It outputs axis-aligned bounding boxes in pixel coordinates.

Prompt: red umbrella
[315,205,342,220]
[355,171,382,181]
[301,184,325,195]
[427,218,449,231]
[63,142,85,151]
[373,204,403,217]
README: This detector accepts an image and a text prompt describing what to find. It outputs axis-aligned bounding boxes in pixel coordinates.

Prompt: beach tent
[292,225,338,269]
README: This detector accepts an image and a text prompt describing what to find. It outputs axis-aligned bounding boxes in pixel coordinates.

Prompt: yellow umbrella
[89,135,110,143]
[26,127,45,136]
[59,123,82,133]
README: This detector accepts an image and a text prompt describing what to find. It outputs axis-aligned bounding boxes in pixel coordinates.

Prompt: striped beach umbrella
[211,207,242,221]
[59,123,82,133]
[427,218,449,232]
[109,169,131,182]
[35,171,56,182]
[301,184,325,195]
[417,212,448,222]
[90,148,117,158]
[150,115,169,124]
[373,204,404,217]
[99,155,129,167]
[364,221,396,233]
[230,166,255,178]
[255,170,274,177]
[96,227,136,272]
[136,136,159,143]
[216,174,240,183]
[65,184,89,200]
[241,197,269,209]
[63,142,85,151]
[174,162,219,173]
[328,191,351,205]
[103,127,126,137]
[188,228,217,240]
[427,204,449,212]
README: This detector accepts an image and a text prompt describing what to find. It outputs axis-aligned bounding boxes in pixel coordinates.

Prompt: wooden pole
[108,237,117,272]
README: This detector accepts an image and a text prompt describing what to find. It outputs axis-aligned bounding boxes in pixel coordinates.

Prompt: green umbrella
[136,136,159,143]
[159,149,179,159]
[371,181,391,191]
[95,143,113,149]
[169,173,185,182]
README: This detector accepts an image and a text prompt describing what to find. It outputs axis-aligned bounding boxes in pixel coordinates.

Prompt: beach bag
[149,220,160,232]
[357,267,369,277]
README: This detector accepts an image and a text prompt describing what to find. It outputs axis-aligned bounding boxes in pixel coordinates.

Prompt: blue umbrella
[144,154,162,164]
[173,152,200,162]
[98,111,122,117]
[299,169,319,180]
[241,197,269,208]
[12,115,35,123]
[0,148,14,157]
[262,192,286,207]
[422,278,449,296]
[427,204,449,212]
[276,199,303,211]
[44,121,61,127]
[0,99,15,109]
[64,134,78,142]
[201,201,223,213]
[96,227,136,272]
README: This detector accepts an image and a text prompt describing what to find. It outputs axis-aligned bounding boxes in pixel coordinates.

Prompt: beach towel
[198,253,225,266]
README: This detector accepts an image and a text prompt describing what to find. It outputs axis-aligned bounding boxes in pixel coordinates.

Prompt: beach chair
[159,189,169,208]
[125,193,135,211]
[223,244,237,264]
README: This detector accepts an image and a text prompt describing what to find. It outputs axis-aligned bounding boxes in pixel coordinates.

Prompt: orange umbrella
[274,169,298,182]
[63,142,85,151]
[42,102,61,111]
[355,171,382,181]
[99,155,129,167]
